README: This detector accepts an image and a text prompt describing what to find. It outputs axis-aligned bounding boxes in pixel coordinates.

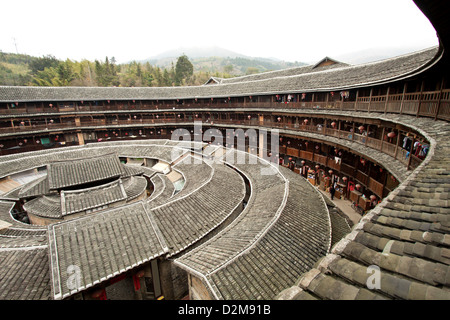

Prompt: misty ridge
[1,45,432,87]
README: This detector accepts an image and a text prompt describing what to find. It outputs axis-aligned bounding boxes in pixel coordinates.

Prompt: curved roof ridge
[47,151,118,164]
[0,46,441,102]
[174,152,289,274]
[217,46,439,86]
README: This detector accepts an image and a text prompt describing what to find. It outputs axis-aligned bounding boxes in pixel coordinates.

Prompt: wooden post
[399,83,407,114]
[416,80,424,117]
[365,125,369,146]
[434,76,445,120]
[352,122,355,141]
[394,130,400,160]
[77,132,85,145]
[406,134,414,170]
[368,88,373,112]
[384,86,390,114]
[354,90,359,111]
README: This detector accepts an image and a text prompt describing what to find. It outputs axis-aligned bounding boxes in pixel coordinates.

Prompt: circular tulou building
[0,0,449,300]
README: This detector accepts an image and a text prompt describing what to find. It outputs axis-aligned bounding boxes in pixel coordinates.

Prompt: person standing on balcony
[330,182,336,200]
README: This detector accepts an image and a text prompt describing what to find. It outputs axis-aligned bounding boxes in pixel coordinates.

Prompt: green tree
[162,69,171,86]
[175,54,193,86]
[29,55,59,74]
[32,67,60,86]
[245,67,260,75]
[56,60,75,86]
[94,57,119,86]
[223,64,233,74]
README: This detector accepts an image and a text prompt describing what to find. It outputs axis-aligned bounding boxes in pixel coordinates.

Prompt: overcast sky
[1,0,439,64]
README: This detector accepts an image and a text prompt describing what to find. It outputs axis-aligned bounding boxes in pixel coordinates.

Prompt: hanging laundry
[403,136,412,150]
[340,91,350,99]
[415,144,422,157]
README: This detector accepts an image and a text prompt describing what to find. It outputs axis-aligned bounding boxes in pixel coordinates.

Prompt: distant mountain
[149,46,248,60]
[140,46,306,76]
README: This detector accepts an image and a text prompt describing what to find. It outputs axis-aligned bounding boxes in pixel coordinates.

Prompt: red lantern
[355,184,361,189]
[329,170,333,175]
[91,289,107,300]
[304,119,309,124]
[136,270,145,278]
[277,117,281,122]
[288,157,292,161]
[331,122,336,128]
[387,132,396,138]
[342,177,348,181]
[359,125,364,132]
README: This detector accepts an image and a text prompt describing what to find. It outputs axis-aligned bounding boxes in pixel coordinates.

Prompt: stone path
[316,187,362,226]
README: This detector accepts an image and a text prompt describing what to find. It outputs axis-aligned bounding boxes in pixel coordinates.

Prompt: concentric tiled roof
[0,47,439,102]
[276,114,450,300]
[0,140,337,300]
[47,201,168,300]
[47,153,125,189]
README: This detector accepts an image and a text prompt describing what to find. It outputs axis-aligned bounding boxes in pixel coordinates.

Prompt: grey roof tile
[47,153,125,189]
[47,201,168,299]
[0,47,438,102]
[0,248,51,300]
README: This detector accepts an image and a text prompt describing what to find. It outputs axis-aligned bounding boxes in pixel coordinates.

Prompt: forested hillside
[0,52,203,87]
[0,50,305,87]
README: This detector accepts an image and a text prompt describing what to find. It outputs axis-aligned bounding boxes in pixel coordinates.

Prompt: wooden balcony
[1,89,449,121]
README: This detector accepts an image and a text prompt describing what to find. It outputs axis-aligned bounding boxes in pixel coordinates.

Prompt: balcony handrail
[1,89,449,121]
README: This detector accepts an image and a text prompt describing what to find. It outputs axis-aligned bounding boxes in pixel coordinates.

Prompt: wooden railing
[1,89,449,121]
[0,116,424,169]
